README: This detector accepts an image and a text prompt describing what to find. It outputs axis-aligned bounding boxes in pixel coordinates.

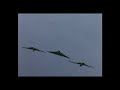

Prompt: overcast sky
[18,14,102,76]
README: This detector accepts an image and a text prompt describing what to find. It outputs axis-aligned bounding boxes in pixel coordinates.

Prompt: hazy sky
[18,14,102,76]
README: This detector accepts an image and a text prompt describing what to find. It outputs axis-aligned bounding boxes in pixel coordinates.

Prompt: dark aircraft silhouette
[69,61,94,68]
[22,47,45,52]
[47,50,70,59]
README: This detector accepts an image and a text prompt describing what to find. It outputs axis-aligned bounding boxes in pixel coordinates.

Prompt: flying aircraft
[69,61,94,68]
[47,50,70,59]
[22,47,45,52]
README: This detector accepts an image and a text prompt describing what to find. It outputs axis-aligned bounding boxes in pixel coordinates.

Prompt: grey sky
[18,14,102,76]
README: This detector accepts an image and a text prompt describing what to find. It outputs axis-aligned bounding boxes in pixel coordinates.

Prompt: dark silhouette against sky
[22,47,45,52]
[47,50,70,59]
[69,61,94,68]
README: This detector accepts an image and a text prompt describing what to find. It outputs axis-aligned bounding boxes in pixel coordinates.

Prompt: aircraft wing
[22,47,33,49]
[69,61,78,64]
[48,51,69,59]
[84,64,94,68]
